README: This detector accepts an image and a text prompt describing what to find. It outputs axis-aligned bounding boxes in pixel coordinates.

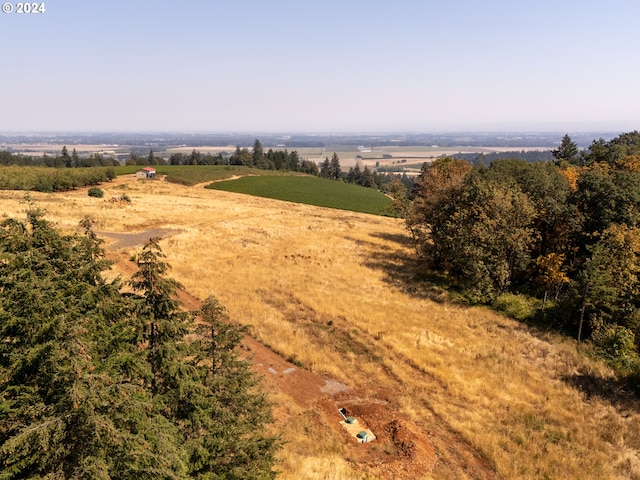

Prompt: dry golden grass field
[2,175,640,479]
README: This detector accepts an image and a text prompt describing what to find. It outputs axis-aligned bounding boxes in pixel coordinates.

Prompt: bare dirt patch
[98,228,181,249]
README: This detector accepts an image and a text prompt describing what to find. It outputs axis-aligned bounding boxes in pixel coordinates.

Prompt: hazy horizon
[2,1,639,133]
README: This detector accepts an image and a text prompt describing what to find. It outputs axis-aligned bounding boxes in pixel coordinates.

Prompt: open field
[205,175,392,215]
[1,174,638,479]
[165,145,238,155]
[2,142,555,170]
[272,146,511,168]
[0,143,128,157]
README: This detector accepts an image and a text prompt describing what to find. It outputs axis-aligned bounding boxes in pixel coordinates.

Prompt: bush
[0,166,115,192]
[87,187,104,198]
[592,325,640,375]
[494,293,537,321]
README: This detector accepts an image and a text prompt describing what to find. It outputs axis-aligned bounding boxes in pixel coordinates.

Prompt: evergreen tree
[128,238,280,478]
[189,149,201,166]
[61,146,70,168]
[300,159,319,175]
[288,151,301,171]
[552,134,579,166]
[317,153,342,180]
[0,215,280,478]
[320,157,331,178]
[129,238,192,399]
[230,146,253,166]
[361,165,376,188]
[346,164,362,184]
[71,148,80,167]
[186,297,280,479]
[330,152,341,180]
[170,153,186,165]
[252,139,264,166]
[0,212,186,478]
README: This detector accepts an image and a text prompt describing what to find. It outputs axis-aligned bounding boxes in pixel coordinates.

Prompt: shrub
[494,293,537,321]
[87,187,104,198]
[592,325,640,375]
[35,177,54,193]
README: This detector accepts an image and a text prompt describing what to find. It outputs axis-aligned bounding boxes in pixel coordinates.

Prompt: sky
[1,0,639,133]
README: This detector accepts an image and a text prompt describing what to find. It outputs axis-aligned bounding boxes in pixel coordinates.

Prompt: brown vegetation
[2,174,640,479]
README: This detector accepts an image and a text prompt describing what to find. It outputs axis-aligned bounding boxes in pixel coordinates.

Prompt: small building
[136,167,156,179]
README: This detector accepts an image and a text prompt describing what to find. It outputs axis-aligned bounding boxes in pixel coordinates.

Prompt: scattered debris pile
[385,419,415,457]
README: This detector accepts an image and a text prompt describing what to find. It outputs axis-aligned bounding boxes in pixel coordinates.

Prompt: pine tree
[0,212,187,479]
[552,134,579,166]
[129,237,192,399]
[347,164,361,184]
[252,139,265,166]
[320,157,331,178]
[129,240,280,478]
[0,216,280,478]
[288,150,301,171]
[71,148,80,167]
[330,152,341,180]
[186,296,280,479]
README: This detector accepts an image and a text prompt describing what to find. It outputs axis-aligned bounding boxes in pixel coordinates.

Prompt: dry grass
[3,176,640,479]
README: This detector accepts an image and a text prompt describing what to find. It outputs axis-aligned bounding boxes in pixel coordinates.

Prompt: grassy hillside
[206,175,392,215]
[1,178,639,479]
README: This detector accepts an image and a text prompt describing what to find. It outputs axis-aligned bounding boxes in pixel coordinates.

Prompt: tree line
[0,166,116,192]
[397,131,640,380]
[2,141,409,194]
[164,140,320,175]
[0,210,280,478]
[1,146,119,168]
[452,149,554,166]
[317,151,410,192]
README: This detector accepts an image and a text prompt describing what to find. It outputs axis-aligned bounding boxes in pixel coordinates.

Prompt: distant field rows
[2,143,554,168]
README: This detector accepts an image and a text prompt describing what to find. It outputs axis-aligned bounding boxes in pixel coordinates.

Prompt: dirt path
[98,228,182,249]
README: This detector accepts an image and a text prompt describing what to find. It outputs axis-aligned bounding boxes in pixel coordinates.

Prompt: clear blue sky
[1,0,639,133]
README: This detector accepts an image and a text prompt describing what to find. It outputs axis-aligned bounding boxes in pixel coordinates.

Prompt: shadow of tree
[562,372,640,412]
[355,231,454,304]
[366,232,640,408]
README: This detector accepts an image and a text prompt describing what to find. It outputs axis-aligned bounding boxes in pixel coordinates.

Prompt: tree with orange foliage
[534,253,570,310]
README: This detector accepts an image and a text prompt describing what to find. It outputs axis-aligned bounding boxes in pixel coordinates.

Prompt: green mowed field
[206,175,393,216]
